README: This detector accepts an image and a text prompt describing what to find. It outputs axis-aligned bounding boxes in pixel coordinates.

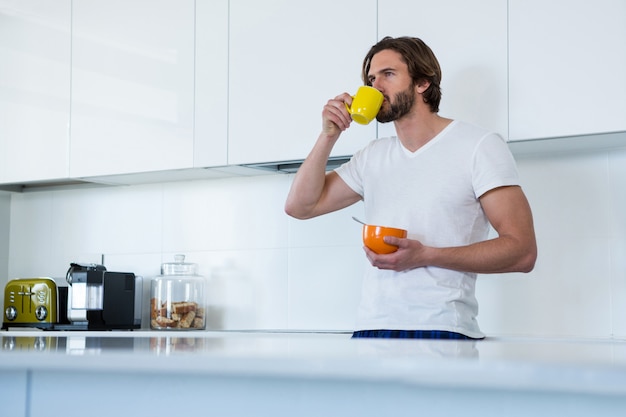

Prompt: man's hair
[362,36,442,113]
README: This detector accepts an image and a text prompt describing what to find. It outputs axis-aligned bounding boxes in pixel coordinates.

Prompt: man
[284,36,537,339]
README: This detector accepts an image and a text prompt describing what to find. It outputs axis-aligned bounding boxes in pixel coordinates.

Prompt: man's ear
[415,80,431,94]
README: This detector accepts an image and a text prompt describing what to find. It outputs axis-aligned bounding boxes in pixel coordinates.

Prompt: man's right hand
[322,93,354,138]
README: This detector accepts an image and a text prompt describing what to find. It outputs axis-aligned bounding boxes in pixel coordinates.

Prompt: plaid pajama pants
[351,329,481,340]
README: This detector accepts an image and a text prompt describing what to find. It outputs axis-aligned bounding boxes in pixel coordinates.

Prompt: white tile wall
[477,147,626,338]
[3,147,626,338]
[0,193,9,281]
[609,149,626,337]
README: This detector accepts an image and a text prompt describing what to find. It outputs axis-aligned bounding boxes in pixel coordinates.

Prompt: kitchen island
[1,330,626,416]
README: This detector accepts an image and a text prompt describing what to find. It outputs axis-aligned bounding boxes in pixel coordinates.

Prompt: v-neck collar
[398,120,457,157]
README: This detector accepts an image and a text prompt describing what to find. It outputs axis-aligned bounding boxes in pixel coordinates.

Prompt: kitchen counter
[2,330,626,416]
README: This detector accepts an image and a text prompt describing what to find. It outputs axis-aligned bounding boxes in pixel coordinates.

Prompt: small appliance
[2,277,66,330]
[60,263,142,330]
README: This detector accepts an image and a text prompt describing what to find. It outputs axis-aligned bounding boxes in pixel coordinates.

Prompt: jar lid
[161,254,198,276]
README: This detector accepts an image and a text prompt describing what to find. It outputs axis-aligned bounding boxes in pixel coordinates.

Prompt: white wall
[4,174,366,331]
[478,146,626,338]
[3,146,626,338]
[0,193,9,284]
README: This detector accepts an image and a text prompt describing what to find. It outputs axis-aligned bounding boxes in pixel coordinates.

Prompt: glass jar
[150,255,207,330]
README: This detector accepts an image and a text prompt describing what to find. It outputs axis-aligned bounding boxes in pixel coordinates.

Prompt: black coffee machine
[58,263,142,330]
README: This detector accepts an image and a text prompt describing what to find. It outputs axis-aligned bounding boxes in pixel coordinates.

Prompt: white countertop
[2,330,626,397]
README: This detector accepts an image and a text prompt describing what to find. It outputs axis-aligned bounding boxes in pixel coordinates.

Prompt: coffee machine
[60,263,142,330]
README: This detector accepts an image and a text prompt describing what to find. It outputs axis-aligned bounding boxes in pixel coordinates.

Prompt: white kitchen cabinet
[509,0,626,141]
[70,0,195,178]
[195,0,229,168]
[0,0,71,184]
[8,333,626,417]
[0,370,27,417]
[377,0,508,140]
[228,0,378,165]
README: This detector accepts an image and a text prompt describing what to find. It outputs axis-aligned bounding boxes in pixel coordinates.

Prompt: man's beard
[376,84,416,123]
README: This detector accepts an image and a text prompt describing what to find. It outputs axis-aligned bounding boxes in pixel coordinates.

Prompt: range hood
[243,156,352,174]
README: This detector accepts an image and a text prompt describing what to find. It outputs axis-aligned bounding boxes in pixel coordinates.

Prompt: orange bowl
[362,224,407,254]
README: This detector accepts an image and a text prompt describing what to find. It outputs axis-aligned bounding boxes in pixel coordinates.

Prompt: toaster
[2,277,65,329]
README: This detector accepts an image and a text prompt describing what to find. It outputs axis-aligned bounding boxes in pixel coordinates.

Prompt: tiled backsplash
[3,147,626,338]
[0,194,9,288]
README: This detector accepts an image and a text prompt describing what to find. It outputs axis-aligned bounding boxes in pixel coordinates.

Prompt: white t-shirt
[335,120,520,338]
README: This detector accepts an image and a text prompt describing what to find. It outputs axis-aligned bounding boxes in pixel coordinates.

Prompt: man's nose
[370,80,384,94]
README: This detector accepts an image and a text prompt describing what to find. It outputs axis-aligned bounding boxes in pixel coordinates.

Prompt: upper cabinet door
[70,0,195,178]
[0,0,71,183]
[378,0,508,140]
[195,0,229,168]
[228,0,378,165]
[509,0,626,141]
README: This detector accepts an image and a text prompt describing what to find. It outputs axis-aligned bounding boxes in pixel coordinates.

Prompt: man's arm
[367,185,537,273]
[285,94,362,219]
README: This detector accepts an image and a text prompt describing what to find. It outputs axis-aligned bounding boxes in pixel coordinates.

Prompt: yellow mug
[345,86,384,125]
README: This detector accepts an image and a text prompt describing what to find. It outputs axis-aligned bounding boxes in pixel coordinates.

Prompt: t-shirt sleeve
[472,133,520,198]
[334,147,367,198]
